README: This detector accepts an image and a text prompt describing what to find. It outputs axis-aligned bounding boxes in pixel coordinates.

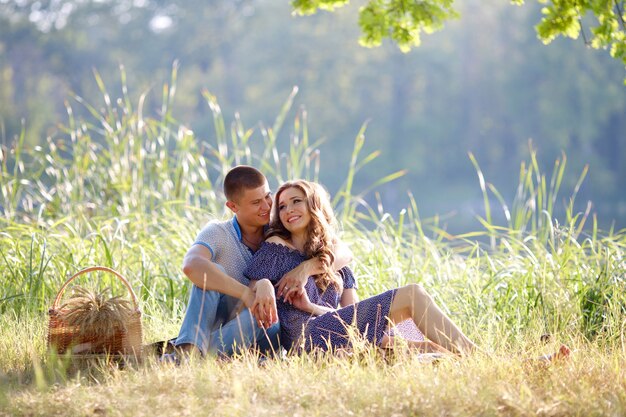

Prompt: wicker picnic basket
[47,266,143,360]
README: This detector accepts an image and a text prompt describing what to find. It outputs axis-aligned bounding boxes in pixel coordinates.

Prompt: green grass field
[1,75,625,416]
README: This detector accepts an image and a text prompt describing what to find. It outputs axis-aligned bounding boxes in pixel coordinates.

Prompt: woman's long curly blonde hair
[266,180,340,292]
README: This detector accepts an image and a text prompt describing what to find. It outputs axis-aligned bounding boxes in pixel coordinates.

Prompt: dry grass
[57,287,135,339]
[1,339,625,417]
[4,311,623,416]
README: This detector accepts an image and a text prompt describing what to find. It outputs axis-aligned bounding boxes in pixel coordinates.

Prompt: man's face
[227,183,272,228]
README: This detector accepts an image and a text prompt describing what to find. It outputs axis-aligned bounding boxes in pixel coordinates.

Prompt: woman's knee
[390,284,433,320]
[403,283,432,304]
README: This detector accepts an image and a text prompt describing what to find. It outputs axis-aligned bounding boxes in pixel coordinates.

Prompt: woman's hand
[289,290,336,317]
[289,288,314,314]
[276,261,313,302]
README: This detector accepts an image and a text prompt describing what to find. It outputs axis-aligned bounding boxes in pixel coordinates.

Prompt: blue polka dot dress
[244,242,423,352]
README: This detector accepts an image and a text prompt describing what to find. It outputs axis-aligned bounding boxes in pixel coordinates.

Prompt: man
[173,165,350,358]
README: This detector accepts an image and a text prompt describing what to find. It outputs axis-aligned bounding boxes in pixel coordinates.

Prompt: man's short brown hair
[224,165,267,202]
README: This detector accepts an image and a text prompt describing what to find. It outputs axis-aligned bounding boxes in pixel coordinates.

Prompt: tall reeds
[0,66,624,350]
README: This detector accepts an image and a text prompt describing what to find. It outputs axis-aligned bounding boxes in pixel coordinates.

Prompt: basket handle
[51,266,140,310]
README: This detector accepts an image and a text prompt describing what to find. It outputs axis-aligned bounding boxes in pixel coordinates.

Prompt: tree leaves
[534,0,626,75]
[292,0,458,52]
[292,0,626,72]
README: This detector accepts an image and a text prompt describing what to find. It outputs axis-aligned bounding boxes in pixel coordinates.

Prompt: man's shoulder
[198,218,233,232]
[195,218,236,242]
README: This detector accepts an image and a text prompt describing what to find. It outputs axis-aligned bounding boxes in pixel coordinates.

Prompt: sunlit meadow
[1,68,624,416]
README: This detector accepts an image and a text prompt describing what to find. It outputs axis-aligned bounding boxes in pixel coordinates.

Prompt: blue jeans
[175,283,280,356]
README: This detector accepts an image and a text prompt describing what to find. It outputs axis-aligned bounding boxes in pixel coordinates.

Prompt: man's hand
[251,279,278,329]
[333,240,353,270]
[276,260,314,303]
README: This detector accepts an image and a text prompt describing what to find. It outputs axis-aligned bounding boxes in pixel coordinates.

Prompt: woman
[244,180,475,355]
[244,180,570,360]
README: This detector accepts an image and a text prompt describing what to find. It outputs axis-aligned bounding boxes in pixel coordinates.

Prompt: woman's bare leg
[379,335,452,354]
[388,284,477,355]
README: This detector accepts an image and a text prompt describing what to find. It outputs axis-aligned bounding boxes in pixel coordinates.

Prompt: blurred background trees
[1,0,624,231]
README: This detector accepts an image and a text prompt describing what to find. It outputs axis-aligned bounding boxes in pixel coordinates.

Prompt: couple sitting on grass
[169,165,569,363]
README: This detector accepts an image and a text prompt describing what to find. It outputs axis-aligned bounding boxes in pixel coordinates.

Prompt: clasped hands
[250,262,311,328]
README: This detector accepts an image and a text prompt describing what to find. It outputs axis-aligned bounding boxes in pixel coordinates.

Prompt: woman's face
[277,186,311,235]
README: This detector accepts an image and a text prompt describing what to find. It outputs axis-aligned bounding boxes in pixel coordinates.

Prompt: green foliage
[456,146,626,343]
[292,0,351,14]
[0,69,396,314]
[469,147,590,244]
[294,0,459,52]
[532,0,626,68]
[292,0,626,71]
[0,58,625,352]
